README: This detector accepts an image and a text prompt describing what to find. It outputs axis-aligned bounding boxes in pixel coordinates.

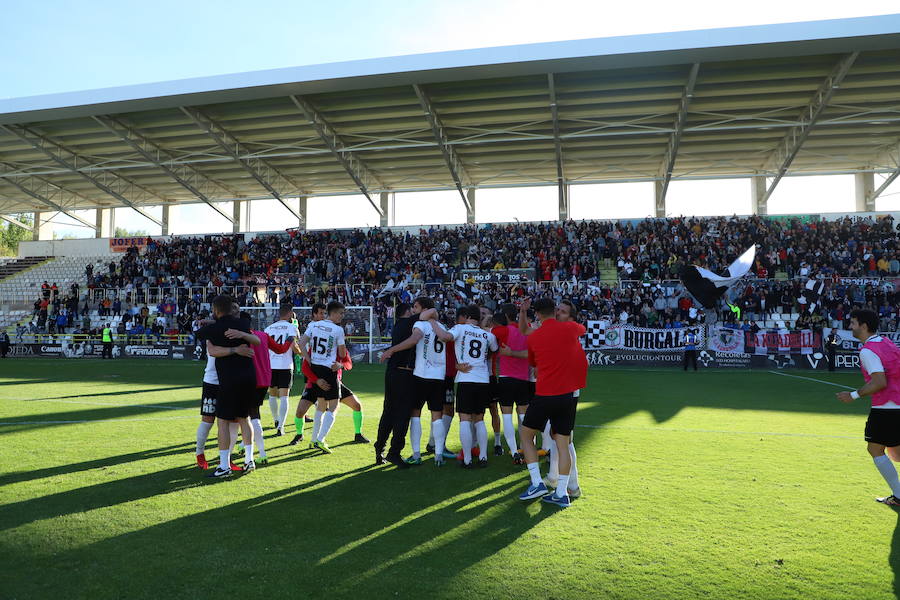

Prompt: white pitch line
[575,423,855,440]
[766,370,855,389]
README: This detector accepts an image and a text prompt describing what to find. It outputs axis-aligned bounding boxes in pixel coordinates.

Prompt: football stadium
[5,10,900,599]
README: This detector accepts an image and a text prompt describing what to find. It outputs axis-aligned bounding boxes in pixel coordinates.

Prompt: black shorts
[522,392,578,436]
[456,382,490,415]
[270,368,293,389]
[308,364,340,401]
[200,382,218,417]
[487,375,500,404]
[444,376,455,405]
[415,376,446,412]
[215,380,257,420]
[865,408,900,447]
[338,382,354,400]
[498,377,531,407]
[254,386,267,405]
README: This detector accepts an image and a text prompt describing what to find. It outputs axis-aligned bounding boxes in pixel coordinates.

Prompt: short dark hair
[396,303,412,318]
[455,306,470,320]
[492,310,508,326]
[851,309,879,334]
[279,303,295,318]
[212,295,234,316]
[311,302,326,314]
[414,296,435,310]
[326,301,345,315]
[533,298,555,317]
[465,305,481,321]
[560,299,578,318]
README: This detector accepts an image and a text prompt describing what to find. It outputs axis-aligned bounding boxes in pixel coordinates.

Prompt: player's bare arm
[837,372,887,402]
[224,329,260,345]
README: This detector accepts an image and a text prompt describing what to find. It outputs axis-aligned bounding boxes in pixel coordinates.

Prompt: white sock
[219,449,230,470]
[317,411,335,442]
[409,417,422,458]
[527,461,542,486]
[459,421,473,463]
[475,421,488,461]
[470,420,477,448]
[229,422,239,449]
[518,413,525,427]
[541,422,552,451]
[268,395,279,424]
[555,474,570,498]
[548,444,559,480]
[874,455,900,497]
[428,427,435,448]
[196,421,213,455]
[278,396,289,431]
[312,409,324,441]
[251,418,266,459]
[442,414,453,439]
[568,443,579,491]
[431,419,446,457]
[243,443,254,464]
[502,413,518,454]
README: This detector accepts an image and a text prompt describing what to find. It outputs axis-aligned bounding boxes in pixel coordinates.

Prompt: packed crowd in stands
[15,213,900,340]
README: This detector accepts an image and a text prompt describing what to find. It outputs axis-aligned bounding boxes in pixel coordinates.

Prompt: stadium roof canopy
[3,14,900,227]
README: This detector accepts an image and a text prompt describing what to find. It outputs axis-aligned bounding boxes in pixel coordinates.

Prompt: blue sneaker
[518,482,549,501]
[542,493,571,508]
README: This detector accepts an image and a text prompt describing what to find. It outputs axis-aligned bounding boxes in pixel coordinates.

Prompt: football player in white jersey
[265,304,300,436]
[297,301,347,454]
[377,296,457,466]
[432,304,498,468]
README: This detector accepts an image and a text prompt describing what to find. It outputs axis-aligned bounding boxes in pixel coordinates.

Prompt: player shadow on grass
[0,441,194,487]
[889,508,900,599]
[34,385,196,400]
[0,400,197,435]
[5,465,552,599]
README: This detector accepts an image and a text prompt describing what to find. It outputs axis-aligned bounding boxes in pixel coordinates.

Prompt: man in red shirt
[518,298,587,508]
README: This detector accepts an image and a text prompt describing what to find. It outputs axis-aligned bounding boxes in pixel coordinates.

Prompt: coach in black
[197,295,258,478]
[376,303,416,469]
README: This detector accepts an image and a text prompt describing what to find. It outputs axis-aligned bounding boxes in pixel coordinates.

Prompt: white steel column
[855,172,875,212]
[751,175,767,215]
[466,188,476,223]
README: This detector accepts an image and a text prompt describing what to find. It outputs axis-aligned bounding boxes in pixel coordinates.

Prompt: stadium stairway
[0,256,51,282]
[0,255,106,311]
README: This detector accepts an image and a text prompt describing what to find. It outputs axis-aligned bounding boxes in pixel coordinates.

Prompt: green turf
[1,359,898,599]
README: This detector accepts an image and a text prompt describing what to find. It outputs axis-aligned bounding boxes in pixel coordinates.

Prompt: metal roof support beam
[466,188,476,224]
[657,63,701,215]
[92,115,236,224]
[412,84,473,214]
[547,74,569,221]
[760,52,858,204]
[868,167,900,207]
[0,163,96,230]
[0,213,33,231]
[178,107,303,222]
[0,124,163,227]
[288,95,384,216]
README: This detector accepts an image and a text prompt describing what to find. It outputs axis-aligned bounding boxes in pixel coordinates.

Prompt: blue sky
[4,1,900,236]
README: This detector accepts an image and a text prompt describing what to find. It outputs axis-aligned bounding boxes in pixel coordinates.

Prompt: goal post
[240,305,378,363]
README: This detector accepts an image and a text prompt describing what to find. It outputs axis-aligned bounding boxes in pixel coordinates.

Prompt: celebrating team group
[193,293,587,508]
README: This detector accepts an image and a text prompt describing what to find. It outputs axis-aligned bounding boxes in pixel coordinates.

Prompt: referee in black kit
[376,303,416,469]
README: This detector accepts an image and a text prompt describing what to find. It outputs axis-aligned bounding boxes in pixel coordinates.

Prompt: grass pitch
[1,359,898,599]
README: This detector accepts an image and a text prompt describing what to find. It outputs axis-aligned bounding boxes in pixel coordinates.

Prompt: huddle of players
[194,299,368,479]
[381,295,587,507]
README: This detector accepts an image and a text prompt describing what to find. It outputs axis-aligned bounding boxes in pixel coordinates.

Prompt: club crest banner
[585,322,703,352]
[707,325,745,353]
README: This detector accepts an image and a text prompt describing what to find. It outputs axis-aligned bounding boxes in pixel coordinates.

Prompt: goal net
[240,305,379,363]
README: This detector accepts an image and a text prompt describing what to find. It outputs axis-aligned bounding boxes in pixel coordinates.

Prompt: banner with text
[745,329,821,355]
[460,269,535,284]
[109,237,150,253]
[585,323,704,352]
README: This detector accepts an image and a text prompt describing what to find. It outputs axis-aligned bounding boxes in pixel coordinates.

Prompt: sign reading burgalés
[109,237,150,253]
